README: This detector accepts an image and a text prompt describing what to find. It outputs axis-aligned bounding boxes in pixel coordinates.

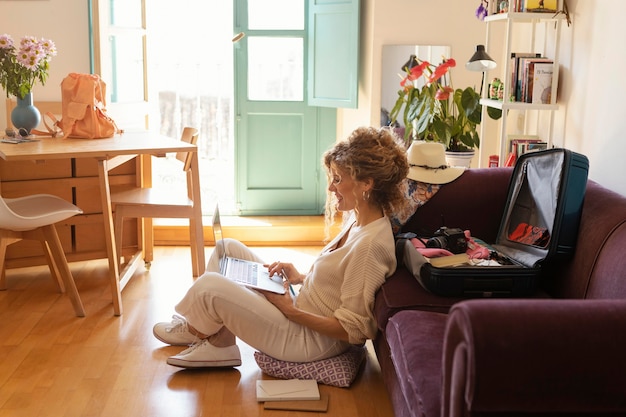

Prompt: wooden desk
[0,131,205,315]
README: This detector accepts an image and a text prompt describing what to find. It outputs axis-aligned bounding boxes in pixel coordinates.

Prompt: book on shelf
[510,0,522,12]
[510,53,541,101]
[522,0,559,13]
[504,152,517,167]
[526,142,548,153]
[518,57,553,102]
[507,135,548,159]
[488,0,498,15]
[508,134,541,149]
[528,61,554,104]
[491,0,545,14]
[515,140,548,156]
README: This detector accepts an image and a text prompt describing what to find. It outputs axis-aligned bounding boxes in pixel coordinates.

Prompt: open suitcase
[397,148,589,297]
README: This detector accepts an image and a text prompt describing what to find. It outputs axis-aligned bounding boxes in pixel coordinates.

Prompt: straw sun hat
[406,141,466,185]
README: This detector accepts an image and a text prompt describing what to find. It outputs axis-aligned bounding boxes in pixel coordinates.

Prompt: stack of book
[509,53,555,104]
[504,135,548,166]
[520,0,559,13]
[257,379,328,411]
[488,0,559,14]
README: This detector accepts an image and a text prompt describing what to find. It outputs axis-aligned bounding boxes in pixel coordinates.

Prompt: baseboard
[154,215,337,246]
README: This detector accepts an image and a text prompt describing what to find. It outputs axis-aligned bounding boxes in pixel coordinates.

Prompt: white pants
[175,238,350,362]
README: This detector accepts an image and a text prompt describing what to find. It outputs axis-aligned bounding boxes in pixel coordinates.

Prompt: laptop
[212,205,286,294]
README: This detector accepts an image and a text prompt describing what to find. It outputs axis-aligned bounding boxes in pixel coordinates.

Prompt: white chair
[0,194,85,317]
[111,127,205,277]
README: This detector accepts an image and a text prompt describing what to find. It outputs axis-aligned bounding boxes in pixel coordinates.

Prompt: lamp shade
[401,54,419,72]
[466,45,497,71]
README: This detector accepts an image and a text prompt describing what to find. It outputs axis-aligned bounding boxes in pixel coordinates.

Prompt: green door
[234,0,336,215]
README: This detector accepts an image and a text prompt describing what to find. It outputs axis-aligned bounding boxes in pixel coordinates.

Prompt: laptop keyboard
[228,258,258,285]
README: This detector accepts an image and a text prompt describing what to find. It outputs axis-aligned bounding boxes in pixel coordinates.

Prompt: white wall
[1,0,625,197]
[559,0,626,196]
[0,0,90,120]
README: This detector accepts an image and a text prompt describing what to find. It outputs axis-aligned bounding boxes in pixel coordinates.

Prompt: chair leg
[188,154,205,277]
[41,225,85,317]
[188,216,205,277]
[0,238,9,290]
[143,217,154,268]
[114,208,124,266]
[42,240,65,293]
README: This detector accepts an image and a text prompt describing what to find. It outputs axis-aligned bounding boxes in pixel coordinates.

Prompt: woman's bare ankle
[208,327,236,348]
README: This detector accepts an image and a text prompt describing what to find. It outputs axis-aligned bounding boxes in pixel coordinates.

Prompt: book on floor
[264,393,330,412]
[256,379,320,402]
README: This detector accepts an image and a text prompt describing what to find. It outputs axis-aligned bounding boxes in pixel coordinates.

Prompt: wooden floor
[0,246,394,417]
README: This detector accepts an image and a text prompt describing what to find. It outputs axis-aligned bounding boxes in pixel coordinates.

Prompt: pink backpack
[58,73,121,139]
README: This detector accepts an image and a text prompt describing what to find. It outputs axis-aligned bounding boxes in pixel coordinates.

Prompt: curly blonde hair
[322,126,409,233]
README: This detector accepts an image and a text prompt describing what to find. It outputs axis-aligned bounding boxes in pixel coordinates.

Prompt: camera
[426,227,467,254]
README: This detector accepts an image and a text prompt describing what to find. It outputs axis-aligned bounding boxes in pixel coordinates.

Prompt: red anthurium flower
[435,86,454,100]
[428,58,457,84]
[400,61,430,87]
[409,61,430,80]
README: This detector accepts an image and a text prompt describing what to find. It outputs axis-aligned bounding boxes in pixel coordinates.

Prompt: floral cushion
[254,345,367,388]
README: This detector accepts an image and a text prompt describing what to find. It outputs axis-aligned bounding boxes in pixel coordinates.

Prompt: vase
[11,92,41,135]
[445,150,475,168]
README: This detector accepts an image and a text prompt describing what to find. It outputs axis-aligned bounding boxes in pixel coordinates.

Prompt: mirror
[380,45,451,127]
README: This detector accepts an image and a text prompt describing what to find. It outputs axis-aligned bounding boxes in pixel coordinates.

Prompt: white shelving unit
[478,12,565,167]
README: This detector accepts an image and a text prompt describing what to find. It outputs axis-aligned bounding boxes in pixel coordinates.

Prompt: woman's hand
[261,280,297,316]
[264,261,303,285]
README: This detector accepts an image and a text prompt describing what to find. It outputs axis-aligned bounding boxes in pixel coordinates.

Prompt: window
[147,0,236,214]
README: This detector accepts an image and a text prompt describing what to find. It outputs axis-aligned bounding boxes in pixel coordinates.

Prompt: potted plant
[389,56,501,162]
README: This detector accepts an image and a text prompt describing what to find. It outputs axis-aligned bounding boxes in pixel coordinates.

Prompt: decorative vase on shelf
[445,150,475,168]
[11,92,41,135]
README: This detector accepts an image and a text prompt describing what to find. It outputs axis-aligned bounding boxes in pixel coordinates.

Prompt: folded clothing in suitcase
[397,148,589,297]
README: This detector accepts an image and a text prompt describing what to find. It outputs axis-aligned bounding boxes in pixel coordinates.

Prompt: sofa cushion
[386,309,448,417]
[253,345,366,388]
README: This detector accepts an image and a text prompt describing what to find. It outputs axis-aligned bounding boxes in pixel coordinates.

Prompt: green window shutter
[307,0,360,108]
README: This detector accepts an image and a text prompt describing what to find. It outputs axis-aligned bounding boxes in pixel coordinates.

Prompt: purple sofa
[373,167,626,417]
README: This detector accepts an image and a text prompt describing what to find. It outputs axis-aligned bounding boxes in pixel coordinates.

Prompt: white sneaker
[153,315,197,346]
[167,339,242,368]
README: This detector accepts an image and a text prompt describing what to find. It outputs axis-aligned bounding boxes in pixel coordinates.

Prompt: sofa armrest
[442,299,626,417]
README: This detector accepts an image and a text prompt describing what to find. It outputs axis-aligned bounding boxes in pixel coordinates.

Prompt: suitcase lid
[492,148,589,268]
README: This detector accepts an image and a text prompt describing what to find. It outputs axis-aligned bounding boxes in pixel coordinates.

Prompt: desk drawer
[0,159,71,181]
[74,158,137,177]
[0,178,73,201]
